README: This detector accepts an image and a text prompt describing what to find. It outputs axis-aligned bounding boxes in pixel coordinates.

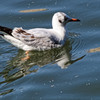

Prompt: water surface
[0,0,100,100]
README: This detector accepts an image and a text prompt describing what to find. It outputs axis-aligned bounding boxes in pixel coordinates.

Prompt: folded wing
[12,28,61,49]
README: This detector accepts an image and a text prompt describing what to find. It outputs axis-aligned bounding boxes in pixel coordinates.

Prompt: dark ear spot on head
[59,20,62,23]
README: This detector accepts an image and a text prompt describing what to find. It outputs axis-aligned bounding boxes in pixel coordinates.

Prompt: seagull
[0,12,80,60]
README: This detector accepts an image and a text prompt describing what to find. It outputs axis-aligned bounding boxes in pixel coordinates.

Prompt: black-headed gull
[0,12,80,60]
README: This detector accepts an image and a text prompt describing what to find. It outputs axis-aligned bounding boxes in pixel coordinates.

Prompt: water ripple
[69,32,86,60]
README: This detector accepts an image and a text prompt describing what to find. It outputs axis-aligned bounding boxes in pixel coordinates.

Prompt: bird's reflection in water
[0,40,85,85]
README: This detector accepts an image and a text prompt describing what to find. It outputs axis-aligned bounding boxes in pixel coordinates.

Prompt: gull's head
[52,12,80,28]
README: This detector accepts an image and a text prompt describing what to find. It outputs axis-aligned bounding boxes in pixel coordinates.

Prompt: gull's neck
[52,24,67,44]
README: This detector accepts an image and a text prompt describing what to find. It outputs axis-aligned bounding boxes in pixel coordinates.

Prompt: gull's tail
[0,26,12,36]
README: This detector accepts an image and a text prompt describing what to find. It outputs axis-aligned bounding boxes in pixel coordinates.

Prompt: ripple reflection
[0,38,85,88]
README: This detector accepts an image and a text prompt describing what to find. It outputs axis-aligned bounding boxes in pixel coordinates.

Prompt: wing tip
[0,26,12,36]
[0,34,4,36]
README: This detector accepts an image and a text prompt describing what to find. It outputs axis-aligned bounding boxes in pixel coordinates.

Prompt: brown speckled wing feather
[12,28,34,41]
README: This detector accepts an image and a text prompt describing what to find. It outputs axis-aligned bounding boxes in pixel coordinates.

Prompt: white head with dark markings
[52,12,80,29]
